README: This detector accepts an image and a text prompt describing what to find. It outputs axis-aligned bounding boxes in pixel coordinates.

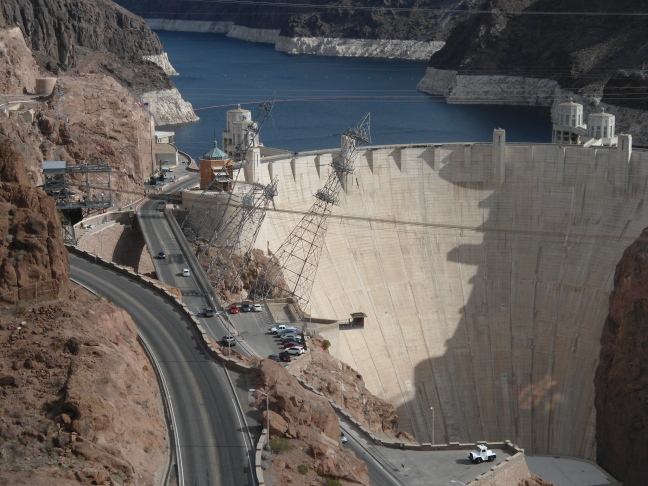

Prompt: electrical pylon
[203,178,278,292]
[181,93,274,245]
[252,113,371,311]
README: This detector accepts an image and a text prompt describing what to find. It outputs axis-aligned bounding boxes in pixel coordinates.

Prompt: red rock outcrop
[0,26,39,94]
[595,228,648,486]
[289,336,410,439]
[0,138,69,301]
[250,360,370,486]
[0,293,167,485]
[519,475,555,486]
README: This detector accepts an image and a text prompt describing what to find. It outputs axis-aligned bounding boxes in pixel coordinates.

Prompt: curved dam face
[256,133,648,459]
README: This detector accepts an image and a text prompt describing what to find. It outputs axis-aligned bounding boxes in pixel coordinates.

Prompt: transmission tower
[202,178,278,293]
[253,113,371,311]
[181,93,274,245]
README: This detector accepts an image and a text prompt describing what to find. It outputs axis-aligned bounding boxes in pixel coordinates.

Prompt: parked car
[340,433,348,443]
[202,306,214,317]
[267,354,280,362]
[468,445,496,464]
[157,251,166,259]
[281,337,301,344]
[229,304,239,314]
[241,302,251,312]
[279,352,292,362]
[283,342,304,349]
[270,324,298,334]
[280,334,299,341]
[277,329,299,337]
[252,303,262,312]
[182,268,190,277]
[286,346,305,356]
[222,335,236,347]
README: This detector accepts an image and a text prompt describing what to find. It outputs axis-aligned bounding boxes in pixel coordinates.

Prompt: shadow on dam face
[260,140,648,460]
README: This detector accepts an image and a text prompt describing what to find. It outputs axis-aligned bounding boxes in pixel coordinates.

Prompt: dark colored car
[222,335,236,347]
[279,351,292,362]
[281,338,301,345]
[157,251,165,259]
[229,304,239,314]
[241,302,251,312]
[203,306,214,317]
[267,354,280,362]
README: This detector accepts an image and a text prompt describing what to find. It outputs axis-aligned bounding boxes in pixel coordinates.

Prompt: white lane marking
[71,272,186,486]
[140,333,185,486]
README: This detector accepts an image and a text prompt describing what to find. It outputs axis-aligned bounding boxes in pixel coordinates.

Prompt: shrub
[269,437,294,453]
[324,478,342,486]
[322,339,331,350]
[297,464,308,475]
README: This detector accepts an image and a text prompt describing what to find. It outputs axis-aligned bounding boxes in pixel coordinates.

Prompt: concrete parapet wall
[256,139,648,459]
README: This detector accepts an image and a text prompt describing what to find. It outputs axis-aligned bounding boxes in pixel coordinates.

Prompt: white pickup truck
[468,444,496,464]
[270,324,298,334]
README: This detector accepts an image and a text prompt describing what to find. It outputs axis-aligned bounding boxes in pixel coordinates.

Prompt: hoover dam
[249,129,648,460]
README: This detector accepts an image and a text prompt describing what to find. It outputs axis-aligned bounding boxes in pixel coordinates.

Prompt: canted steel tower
[253,113,370,310]
[181,93,274,245]
[203,178,278,292]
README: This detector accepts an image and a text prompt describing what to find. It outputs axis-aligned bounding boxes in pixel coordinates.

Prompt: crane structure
[181,93,274,246]
[252,113,371,311]
[42,160,112,244]
[201,178,278,294]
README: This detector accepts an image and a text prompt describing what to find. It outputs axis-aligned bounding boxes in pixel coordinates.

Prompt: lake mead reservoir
[155,31,551,157]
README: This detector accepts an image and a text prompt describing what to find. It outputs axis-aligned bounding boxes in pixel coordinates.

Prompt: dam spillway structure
[253,122,647,460]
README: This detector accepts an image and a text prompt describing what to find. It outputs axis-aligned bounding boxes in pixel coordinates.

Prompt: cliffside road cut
[70,254,254,486]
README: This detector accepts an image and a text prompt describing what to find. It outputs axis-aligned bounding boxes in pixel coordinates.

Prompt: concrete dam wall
[255,132,648,459]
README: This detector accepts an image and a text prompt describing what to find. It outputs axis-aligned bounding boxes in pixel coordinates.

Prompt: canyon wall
[595,228,648,486]
[254,135,648,462]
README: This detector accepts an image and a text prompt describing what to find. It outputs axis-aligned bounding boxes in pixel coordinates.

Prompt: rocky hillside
[0,0,170,94]
[427,0,648,104]
[595,228,648,486]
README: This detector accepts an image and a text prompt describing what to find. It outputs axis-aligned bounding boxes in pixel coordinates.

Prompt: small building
[154,143,179,170]
[199,140,232,191]
[155,131,175,144]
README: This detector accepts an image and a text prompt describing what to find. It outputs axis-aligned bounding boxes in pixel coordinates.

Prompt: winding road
[70,254,254,486]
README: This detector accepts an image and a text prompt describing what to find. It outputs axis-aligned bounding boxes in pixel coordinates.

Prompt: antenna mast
[253,113,370,311]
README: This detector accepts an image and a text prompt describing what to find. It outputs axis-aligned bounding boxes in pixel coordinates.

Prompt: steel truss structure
[181,93,274,245]
[253,113,371,311]
[42,161,112,244]
[202,178,278,293]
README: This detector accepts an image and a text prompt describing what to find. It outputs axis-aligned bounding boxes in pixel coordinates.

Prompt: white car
[286,346,305,356]
[340,433,348,443]
[182,268,190,277]
[252,303,262,312]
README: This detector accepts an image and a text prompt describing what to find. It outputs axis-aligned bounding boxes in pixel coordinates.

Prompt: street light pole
[430,406,434,445]
[249,388,270,448]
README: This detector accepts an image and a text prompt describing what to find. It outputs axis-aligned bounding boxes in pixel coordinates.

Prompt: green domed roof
[202,140,228,161]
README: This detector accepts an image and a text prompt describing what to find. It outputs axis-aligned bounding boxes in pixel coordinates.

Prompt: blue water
[156,31,551,160]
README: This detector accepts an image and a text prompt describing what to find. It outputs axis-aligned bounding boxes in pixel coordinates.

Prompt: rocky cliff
[418,1,648,142]
[117,0,463,59]
[0,0,196,124]
[595,228,648,486]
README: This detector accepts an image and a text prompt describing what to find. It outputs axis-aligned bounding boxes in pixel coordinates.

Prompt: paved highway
[70,254,255,486]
